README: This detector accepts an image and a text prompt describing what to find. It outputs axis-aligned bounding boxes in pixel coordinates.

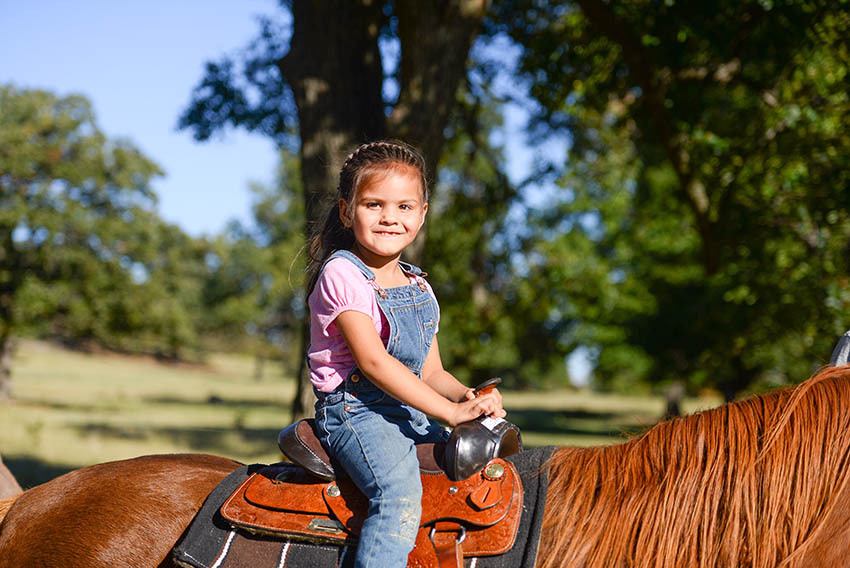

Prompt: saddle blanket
[172,446,556,568]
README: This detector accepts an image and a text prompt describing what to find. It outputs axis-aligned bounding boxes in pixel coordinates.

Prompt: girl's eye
[365,202,380,209]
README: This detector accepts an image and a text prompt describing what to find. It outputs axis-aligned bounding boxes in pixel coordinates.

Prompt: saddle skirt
[220,457,523,567]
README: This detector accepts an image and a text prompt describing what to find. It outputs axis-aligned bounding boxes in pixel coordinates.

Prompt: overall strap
[398,260,424,277]
[325,250,429,295]
[327,250,426,279]
[324,249,387,298]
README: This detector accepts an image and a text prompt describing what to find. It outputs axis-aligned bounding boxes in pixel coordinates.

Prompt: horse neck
[535,368,850,568]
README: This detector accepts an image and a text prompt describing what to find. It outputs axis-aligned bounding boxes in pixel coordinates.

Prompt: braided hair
[306,140,429,294]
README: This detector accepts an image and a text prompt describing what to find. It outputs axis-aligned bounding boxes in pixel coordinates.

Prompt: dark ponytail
[306,140,428,294]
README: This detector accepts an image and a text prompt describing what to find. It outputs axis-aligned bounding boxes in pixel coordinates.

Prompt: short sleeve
[309,258,376,335]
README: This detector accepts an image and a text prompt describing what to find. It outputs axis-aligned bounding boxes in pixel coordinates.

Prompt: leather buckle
[429,523,467,568]
[429,524,466,545]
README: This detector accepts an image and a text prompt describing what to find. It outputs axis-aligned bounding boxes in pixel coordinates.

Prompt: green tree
[13,209,208,360]
[0,85,162,398]
[492,1,850,399]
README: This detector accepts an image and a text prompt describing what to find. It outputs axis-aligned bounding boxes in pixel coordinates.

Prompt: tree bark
[279,0,387,232]
[391,1,489,183]
[663,381,685,419]
[279,0,489,420]
[391,0,488,261]
[0,227,21,401]
[279,0,387,419]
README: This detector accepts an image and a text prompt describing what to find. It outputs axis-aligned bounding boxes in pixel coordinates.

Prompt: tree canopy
[491,0,850,398]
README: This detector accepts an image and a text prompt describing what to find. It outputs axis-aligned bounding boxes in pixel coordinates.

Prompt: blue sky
[1,0,281,236]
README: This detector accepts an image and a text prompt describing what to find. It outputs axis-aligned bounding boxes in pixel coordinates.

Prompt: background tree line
[2,0,848,416]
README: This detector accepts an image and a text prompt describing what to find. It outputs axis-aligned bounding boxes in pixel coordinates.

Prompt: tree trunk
[0,224,24,401]
[663,381,685,418]
[574,0,722,276]
[279,0,387,230]
[253,354,264,381]
[390,0,490,197]
[719,356,754,403]
[280,0,489,421]
[279,0,387,419]
[0,335,11,402]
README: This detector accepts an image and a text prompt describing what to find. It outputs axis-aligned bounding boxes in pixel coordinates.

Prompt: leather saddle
[221,379,524,567]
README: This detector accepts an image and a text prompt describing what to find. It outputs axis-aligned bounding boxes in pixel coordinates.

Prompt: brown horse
[3,366,850,567]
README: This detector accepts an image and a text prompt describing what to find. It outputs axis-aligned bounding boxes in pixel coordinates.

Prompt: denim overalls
[313,250,449,568]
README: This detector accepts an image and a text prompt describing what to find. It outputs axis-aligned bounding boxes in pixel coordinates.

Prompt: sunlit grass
[1,340,722,487]
[1,340,295,486]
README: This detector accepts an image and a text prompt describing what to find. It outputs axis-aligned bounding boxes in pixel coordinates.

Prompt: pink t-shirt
[308,257,438,393]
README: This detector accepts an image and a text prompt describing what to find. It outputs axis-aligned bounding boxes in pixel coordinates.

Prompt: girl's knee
[372,495,422,544]
[394,498,421,542]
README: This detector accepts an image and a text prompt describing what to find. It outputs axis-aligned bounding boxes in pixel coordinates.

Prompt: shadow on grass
[12,406,665,487]
[11,396,122,414]
[67,405,662,460]
[507,408,658,439]
[3,455,77,489]
[145,395,286,410]
[69,422,283,459]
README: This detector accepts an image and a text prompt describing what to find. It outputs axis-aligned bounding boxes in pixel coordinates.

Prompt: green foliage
[178,13,297,148]
[1,86,217,370]
[491,0,850,397]
[424,68,576,389]
[0,86,159,350]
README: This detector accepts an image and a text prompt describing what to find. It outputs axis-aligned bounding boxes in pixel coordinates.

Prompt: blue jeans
[316,380,448,567]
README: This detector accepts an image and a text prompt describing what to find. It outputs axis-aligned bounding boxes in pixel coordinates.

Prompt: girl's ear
[419,202,428,228]
[339,198,351,227]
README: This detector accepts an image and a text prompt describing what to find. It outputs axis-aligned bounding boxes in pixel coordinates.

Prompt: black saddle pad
[172,446,556,568]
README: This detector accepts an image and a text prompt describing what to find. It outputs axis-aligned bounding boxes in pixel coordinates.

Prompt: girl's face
[340,167,427,266]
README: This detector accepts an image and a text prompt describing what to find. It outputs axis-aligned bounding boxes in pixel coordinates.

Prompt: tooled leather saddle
[219,379,523,568]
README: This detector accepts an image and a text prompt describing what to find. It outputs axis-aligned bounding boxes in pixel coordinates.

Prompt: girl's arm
[335,310,504,426]
[421,337,504,413]
[420,336,470,402]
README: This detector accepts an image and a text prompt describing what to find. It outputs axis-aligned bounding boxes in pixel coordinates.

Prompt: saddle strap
[430,522,465,568]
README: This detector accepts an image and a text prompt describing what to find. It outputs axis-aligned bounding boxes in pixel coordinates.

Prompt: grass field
[0,340,722,488]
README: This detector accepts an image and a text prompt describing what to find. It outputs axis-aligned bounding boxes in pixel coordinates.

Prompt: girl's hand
[446,392,506,427]
[481,386,504,411]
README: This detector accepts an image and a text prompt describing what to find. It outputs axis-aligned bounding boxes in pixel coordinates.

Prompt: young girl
[306,140,505,567]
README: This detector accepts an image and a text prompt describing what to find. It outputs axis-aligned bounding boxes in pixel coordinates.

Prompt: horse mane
[537,365,850,568]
